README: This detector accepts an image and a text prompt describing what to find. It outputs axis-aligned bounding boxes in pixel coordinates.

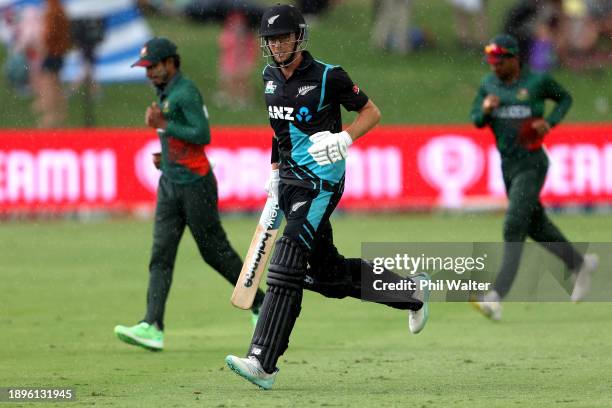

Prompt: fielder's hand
[307,130,353,166]
[145,102,167,129]
[265,169,280,200]
[482,95,500,114]
[531,118,551,136]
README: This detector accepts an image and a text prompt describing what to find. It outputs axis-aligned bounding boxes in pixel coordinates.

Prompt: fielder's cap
[259,3,306,38]
[484,34,519,64]
[131,37,178,67]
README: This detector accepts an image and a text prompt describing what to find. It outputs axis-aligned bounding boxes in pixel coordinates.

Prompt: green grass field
[1,0,610,127]
[2,213,612,407]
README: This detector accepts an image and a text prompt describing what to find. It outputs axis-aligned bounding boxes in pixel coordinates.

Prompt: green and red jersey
[470,68,572,172]
[157,72,211,183]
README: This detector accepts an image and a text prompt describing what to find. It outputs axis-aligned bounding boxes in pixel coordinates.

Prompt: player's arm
[164,88,211,145]
[307,67,376,165]
[345,99,381,142]
[470,83,495,128]
[542,74,572,128]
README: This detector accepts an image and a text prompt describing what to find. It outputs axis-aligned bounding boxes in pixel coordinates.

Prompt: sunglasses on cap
[484,43,515,64]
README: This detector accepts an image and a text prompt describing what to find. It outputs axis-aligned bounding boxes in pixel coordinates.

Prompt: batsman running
[225,4,429,390]
[469,34,598,321]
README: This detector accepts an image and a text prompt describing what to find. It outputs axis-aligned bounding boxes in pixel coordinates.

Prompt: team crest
[265,81,277,94]
[297,85,317,97]
[140,46,148,57]
[352,84,360,94]
[517,88,529,101]
[163,101,170,113]
[267,14,280,25]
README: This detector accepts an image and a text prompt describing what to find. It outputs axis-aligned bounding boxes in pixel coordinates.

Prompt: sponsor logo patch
[265,81,277,94]
[517,88,529,101]
[268,106,295,120]
[295,106,312,122]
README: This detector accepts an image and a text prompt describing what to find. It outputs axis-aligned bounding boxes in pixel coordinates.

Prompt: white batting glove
[265,169,280,200]
[307,130,353,166]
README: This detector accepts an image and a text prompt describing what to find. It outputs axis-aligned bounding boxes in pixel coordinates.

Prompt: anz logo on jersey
[268,106,313,122]
[268,106,295,120]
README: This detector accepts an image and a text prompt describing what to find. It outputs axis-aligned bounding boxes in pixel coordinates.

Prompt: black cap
[131,37,178,67]
[259,4,306,38]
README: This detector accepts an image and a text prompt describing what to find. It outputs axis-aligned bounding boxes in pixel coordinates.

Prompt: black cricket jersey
[263,51,368,190]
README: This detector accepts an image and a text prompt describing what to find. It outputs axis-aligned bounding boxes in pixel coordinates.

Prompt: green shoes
[114,322,164,351]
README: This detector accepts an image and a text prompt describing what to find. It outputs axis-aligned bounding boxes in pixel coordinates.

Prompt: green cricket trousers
[144,172,264,329]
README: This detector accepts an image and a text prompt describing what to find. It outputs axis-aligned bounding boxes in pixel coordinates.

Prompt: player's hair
[162,54,181,69]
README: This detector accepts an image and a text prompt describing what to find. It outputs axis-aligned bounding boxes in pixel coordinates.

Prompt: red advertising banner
[0,125,611,213]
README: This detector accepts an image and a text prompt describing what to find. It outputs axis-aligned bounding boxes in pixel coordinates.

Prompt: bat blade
[231,198,283,309]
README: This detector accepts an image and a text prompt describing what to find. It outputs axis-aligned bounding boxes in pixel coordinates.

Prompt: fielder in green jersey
[114,38,265,351]
[469,34,598,321]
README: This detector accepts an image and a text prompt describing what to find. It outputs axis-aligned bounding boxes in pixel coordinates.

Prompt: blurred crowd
[503,0,612,72]
[1,0,610,127]
[371,0,611,73]
[2,0,105,128]
[125,0,612,79]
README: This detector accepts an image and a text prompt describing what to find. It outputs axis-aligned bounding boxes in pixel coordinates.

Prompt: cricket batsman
[225,4,430,389]
[469,34,598,320]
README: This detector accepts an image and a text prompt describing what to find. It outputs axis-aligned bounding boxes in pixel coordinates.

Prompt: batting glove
[307,130,353,166]
[265,169,280,200]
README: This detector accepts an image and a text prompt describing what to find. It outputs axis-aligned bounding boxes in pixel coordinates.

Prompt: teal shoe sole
[225,356,273,390]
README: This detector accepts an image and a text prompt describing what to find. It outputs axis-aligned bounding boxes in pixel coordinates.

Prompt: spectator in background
[503,0,563,72]
[215,10,257,109]
[65,0,107,127]
[11,6,43,96]
[558,0,612,70]
[371,0,412,54]
[35,0,71,128]
[2,7,32,95]
[449,0,488,49]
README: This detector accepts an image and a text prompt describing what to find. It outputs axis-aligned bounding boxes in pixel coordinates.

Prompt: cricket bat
[231,197,284,309]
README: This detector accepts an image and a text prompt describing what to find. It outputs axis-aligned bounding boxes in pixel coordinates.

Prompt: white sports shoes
[470,290,503,321]
[408,273,430,334]
[225,355,278,390]
[570,254,599,303]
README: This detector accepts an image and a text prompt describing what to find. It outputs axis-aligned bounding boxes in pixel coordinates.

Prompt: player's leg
[184,173,265,314]
[226,185,329,388]
[114,175,185,350]
[528,201,583,270]
[528,203,598,301]
[303,219,423,310]
[226,236,307,389]
[472,169,539,320]
[492,168,546,298]
[303,217,428,333]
